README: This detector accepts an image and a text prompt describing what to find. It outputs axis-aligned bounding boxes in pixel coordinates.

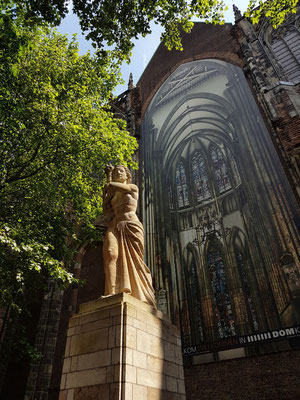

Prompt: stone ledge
[79,292,171,324]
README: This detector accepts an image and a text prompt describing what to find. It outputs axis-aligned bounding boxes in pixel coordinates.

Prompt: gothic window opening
[271,28,300,83]
[190,260,204,342]
[176,161,190,208]
[210,146,231,194]
[191,152,211,202]
[236,252,259,331]
[207,247,235,338]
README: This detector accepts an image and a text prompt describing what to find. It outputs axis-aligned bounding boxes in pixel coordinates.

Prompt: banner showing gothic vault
[141,59,300,358]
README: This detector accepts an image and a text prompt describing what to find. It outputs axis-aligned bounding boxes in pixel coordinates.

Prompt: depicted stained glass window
[207,248,235,338]
[211,146,231,193]
[190,261,204,341]
[191,152,211,202]
[236,252,259,331]
[271,28,300,83]
[176,161,189,207]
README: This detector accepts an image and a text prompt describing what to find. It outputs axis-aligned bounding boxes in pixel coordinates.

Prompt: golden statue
[103,165,156,307]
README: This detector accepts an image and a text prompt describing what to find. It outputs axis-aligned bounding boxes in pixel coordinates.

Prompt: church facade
[1,7,300,400]
[137,8,300,398]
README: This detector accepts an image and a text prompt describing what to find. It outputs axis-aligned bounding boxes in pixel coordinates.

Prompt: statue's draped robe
[104,220,156,308]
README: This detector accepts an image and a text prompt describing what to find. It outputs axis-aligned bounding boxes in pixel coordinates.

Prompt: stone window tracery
[210,146,231,194]
[271,27,300,83]
[207,247,235,338]
[176,161,189,208]
[191,152,211,202]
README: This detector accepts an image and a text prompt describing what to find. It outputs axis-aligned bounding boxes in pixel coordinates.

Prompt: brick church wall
[184,349,300,399]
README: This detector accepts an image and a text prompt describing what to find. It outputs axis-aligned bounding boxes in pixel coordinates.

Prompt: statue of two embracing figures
[102,164,156,308]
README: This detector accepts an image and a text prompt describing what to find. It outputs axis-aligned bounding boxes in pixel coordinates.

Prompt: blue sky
[58,1,250,95]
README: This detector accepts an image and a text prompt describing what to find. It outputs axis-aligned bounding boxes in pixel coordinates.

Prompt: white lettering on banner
[241,327,298,344]
[182,326,300,356]
[285,328,295,335]
[272,327,296,338]
[183,346,197,355]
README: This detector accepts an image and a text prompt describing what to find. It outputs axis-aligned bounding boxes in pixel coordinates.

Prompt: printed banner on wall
[142,59,300,357]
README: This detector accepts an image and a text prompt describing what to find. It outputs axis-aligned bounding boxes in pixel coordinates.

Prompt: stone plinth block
[59,293,186,400]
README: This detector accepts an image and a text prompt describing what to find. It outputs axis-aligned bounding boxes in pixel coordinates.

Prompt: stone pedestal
[59,293,186,400]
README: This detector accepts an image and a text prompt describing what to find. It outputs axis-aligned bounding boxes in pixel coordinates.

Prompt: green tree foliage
[5,0,228,59]
[0,14,137,312]
[5,0,297,61]
[245,0,298,27]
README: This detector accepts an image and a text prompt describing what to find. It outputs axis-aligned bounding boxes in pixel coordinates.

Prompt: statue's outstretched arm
[108,182,138,194]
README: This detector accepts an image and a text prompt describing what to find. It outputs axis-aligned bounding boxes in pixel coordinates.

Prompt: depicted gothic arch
[142,58,300,353]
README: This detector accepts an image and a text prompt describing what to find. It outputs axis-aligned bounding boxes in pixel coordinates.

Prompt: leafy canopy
[4,0,298,61]
[5,0,228,59]
[245,0,298,27]
[0,15,137,311]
